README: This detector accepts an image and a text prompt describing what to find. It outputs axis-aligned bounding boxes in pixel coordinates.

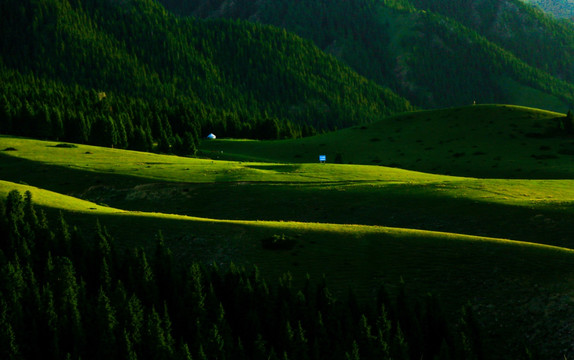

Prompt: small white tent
[207,133,216,140]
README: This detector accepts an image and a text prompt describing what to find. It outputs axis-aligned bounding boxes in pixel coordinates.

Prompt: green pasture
[200,104,572,179]
[2,135,574,249]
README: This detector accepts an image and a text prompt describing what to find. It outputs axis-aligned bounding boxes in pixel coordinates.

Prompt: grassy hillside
[2,178,574,358]
[4,102,574,358]
[3,131,574,249]
[200,104,574,179]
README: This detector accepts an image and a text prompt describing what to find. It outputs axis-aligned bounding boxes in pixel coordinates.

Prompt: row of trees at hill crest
[0,190,484,359]
[0,0,413,153]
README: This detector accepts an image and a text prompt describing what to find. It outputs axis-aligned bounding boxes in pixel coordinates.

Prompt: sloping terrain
[201,104,573,179]
[0,0,413,152]
[159,0,574,112]
[522,0,574,19]
[2,163,574,358]
[3,125,574,357]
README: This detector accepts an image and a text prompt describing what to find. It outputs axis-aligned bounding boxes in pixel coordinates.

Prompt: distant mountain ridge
[521,0,574,19]
[159,0,574,112]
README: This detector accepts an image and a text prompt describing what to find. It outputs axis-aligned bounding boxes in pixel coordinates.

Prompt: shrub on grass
[261,234,297,250]
[54,143,78,148]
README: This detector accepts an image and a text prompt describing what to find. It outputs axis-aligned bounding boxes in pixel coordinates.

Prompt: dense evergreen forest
[410,0,574,84]
[159,0,574,110]
[0,0,412,152]
[0,190,484,359]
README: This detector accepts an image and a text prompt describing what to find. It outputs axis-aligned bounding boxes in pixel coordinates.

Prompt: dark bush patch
[473,151,486,156]
[293,154,302,158]
[371,158,381,163]
[539,146,551,151]
[54,143,78,148]
[531,154,558,160]
[2,147,17,151]
[525,132,547,139]
[558,149,574,155]
[84,151,93,154]
[360,125,368,130]
[452,152,465,158]
[261,234,297,250]
[370,137,381,142]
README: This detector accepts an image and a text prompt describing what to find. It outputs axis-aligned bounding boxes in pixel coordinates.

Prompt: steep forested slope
[410,0,574,85]
[159,0,574,111]
[0,0,412,150]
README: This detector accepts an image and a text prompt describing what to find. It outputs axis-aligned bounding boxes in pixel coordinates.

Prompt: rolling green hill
[3,133,574,357]
[200,104,574,179]
[158,0,574,112]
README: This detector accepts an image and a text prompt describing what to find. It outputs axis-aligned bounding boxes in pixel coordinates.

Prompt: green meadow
[201,104,572,178]
[2,104,574,357]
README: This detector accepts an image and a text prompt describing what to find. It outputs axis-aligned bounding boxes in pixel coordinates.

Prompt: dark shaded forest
[0,190,484,359]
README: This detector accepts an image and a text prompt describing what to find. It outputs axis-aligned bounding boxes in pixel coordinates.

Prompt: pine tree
[94,288,118,358]
[0,299,20,360]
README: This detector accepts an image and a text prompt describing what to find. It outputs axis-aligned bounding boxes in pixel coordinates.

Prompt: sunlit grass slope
[0,135,452,185]
[200,104,572,179]
[2,178,574,357]
[3,135,574,250]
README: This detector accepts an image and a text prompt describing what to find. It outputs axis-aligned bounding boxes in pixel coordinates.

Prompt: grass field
[2,104,574,358]
[201,104,571,179]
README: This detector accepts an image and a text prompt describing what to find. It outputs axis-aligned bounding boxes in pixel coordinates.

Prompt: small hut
[207,133,216,140]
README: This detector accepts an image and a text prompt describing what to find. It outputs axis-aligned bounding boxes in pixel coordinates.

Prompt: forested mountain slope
[159,0,574,111]
[0,0,412,150]
[410,0,574,85]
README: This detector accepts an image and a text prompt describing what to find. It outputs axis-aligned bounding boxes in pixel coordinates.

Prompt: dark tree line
[0,189,483,359]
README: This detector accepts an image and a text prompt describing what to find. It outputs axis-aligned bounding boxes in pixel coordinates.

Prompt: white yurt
[207,133,216,140]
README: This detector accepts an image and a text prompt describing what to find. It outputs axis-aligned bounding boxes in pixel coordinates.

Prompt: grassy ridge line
[3,135,574,211]
[1,179,573,256]
[0,136,454,184]
[200,104,573,179]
